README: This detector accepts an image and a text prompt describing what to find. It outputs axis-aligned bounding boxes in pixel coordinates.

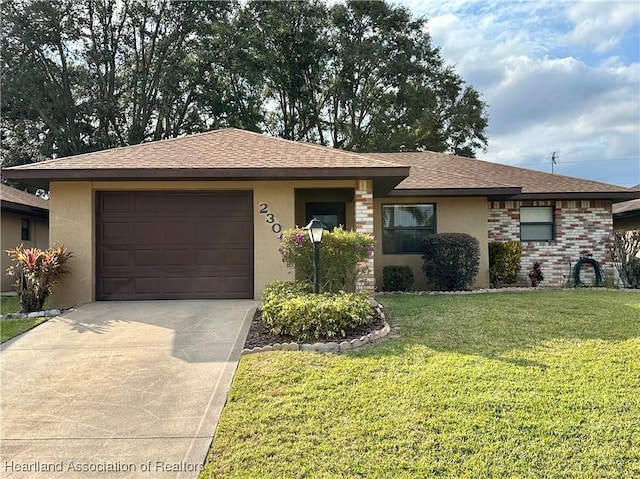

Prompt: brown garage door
[96,191,253,300]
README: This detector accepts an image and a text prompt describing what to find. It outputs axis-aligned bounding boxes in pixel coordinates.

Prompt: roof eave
[512,191,640,201]
[1,200,49,218]
[387,187,523,199]
[1,166,411,190]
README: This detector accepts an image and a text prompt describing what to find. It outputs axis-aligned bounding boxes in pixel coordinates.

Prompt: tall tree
[1,0,489,168]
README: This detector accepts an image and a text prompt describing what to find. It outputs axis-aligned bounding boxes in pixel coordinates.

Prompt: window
[520,206,554,241]
[382,204,435,254]
[21,219,30,241]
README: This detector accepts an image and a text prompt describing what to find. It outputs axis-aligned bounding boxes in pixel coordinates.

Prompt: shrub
[422,233,480,291]
[604,230,640,288]
[278,227,374,293]
[382,265,414,291]
[528,262,544,287]
[6,244,72,313]
[261,280,372,340]
[489,241,523,287]
[628,257,640,289]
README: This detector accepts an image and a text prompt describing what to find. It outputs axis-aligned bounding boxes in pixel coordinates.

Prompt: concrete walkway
[1,300,257,479]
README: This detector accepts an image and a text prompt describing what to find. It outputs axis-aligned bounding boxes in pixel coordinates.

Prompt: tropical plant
[604,230,640,288]
[528,262,544,287]
[278,227,374,293]
[6,244,72,313]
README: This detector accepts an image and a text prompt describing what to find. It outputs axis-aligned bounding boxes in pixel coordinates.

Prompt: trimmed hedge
[489,241,523,287]
[382,265,414,291]
[261,281,372,340]
[422,233,480,291]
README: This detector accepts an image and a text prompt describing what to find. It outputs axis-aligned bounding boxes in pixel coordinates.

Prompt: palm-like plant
[6,245,72,313]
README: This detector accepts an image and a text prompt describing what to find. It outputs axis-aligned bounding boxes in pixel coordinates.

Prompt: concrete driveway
[1,300,257,479]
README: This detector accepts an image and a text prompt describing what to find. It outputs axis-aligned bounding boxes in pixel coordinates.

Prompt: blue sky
[394,0,640,187]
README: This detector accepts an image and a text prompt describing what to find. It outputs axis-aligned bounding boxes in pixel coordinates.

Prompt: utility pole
[551,151,558,174]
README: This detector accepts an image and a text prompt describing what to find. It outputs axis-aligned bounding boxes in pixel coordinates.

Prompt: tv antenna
[550,151,558,174]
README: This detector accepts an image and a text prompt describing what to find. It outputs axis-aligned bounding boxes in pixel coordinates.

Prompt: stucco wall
[47,180,357,308]
[488,200,614,287]
[373,196,489,290]
[1,212,49,292]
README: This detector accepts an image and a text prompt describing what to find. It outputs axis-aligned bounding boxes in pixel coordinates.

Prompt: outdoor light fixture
[305,218,326,293]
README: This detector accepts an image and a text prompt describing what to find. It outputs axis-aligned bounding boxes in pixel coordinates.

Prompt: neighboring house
[2,129,638,307]
[613,185,640,231]
[1,183,49,292]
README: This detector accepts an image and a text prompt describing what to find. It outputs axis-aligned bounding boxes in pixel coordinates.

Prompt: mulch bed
[244,307,388,349]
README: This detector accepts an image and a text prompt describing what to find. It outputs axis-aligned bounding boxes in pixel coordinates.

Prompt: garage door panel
[101,221,130,241]
[133,194,163,213]
[96,191,253,300]
[101,248,130,268]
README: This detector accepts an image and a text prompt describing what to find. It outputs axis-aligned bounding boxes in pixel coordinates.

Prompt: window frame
[519,206,555,242]
[21,218,31,241]
[382,203,436,255]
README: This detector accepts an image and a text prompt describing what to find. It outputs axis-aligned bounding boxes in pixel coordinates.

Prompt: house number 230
[259,203,282,234]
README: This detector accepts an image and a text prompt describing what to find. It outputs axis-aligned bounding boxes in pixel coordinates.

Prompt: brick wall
[355,179,375,295]
[488,200,614,286]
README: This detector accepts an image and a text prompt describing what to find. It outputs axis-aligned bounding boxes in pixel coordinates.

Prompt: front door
[305,202,346,230]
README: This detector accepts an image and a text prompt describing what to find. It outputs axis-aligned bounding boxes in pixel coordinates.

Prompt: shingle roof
[2,128,638,201]
[6,128,404,171]
[2,129,410,192]
[370,151,639,200]
[0,183,49,211]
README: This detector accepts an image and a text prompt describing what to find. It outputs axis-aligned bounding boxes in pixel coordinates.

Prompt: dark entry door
[96,191,253,300]
[305,202,346,230]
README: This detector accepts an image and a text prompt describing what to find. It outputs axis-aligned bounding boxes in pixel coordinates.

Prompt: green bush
[628,257,640,289]
[489,241,523,287]
[382,265,414,291]
[422,233,480,291]
[261,280,372,340]
[278,227,374,293]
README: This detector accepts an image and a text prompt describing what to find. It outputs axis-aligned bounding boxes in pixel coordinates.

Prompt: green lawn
[1,295,48,343]
[0,295,20,314]
[201,290,640,479]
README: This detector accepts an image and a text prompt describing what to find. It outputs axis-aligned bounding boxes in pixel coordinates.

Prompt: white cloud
[564,1,640,52]
[397,0,640,186]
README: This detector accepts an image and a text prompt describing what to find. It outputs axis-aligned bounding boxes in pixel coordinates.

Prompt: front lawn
[1,295,49,343]
[1,317,48,343]
[202,290,640,479]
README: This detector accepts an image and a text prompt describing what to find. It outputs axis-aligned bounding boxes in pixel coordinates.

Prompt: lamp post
[305,218,325,294]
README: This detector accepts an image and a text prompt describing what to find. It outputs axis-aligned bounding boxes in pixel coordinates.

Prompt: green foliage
[422,233,480,291]
[261,280,372,340]
[2,0,488,166]
[1,317,47,343]
[604,230,640,288]
[488,241,523,287]
[627,257,640,289]
[278,227,374,293]
[6,244,72,313]
[382,265,414,291]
